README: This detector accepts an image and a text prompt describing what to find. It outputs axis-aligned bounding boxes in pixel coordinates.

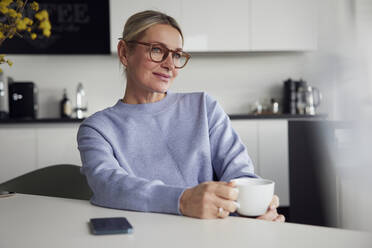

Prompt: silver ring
[217,207,224,217]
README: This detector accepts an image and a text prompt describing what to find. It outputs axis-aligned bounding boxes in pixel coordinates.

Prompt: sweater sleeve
[77,123,186,215]
[205,94,258,182]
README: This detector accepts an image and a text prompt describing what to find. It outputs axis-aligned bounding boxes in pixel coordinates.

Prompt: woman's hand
[179,181,239,219]
[256,195,285,222]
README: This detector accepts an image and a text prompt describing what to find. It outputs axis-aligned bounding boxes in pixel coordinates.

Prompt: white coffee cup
[231,178,275,217]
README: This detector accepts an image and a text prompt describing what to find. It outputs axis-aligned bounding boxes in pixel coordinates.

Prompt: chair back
[0,164,92,200]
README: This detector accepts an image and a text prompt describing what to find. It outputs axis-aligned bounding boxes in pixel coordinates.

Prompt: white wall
[3,52,306,118]
[302,0,362,120]
[174,52,305,114]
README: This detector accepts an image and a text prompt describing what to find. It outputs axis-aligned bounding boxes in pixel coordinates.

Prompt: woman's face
[122,24,183,96]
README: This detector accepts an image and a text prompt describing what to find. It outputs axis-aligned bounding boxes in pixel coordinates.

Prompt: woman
[77,10,284,221]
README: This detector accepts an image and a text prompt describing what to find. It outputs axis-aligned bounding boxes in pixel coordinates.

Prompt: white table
[0,194,371,248]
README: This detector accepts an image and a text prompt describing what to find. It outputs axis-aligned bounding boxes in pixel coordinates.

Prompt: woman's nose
[161,53,175,70]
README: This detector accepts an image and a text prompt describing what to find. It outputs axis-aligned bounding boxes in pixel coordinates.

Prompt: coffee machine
[283,79,321,115]
[8,82,38,119]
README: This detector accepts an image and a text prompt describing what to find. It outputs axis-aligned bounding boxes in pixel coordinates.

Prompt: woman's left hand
[256,195,285,222]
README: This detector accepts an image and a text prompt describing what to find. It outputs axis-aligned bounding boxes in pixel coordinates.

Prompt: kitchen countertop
[229,114,327,120]
[0,114,327,124]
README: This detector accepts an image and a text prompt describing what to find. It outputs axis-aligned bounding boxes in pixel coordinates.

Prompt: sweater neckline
[112,91,179,115]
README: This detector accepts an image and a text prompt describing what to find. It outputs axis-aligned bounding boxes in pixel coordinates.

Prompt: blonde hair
[121,10,184,50]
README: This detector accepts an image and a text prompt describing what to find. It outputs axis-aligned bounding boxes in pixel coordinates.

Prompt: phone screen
[90,217,133,235]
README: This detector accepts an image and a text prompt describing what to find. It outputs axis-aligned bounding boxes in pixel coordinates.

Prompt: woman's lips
[153,72,171,81]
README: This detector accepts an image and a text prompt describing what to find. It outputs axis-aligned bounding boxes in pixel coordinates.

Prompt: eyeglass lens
[149,44,187,68]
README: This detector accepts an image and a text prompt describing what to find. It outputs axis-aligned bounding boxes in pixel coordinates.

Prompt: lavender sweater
[77,92,256,215]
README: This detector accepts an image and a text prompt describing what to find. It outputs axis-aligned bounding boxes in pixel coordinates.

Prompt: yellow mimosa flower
[39,20,51,30]
[8,8,17,18]
[24,17,33,25]
[43,29,50,37]
[30,1,39,11]
[5,0,12,5]
[6,59,13,66]
[35,9,48,21]
[0,7,9,14]
[16,0,24,8]
[0,0,52,70]
[16,19,27,31]
[1,0,13,7]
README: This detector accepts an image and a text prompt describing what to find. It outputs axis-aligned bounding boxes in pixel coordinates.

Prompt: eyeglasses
[123,40,191,69]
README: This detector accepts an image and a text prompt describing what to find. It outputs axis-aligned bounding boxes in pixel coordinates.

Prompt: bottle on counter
[250,99,263,114]
[60,88,72,118]
[271,98,279,114]
[75,82,87,119]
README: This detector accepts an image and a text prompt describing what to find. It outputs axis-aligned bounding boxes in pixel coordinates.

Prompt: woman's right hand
[179,181,239,219]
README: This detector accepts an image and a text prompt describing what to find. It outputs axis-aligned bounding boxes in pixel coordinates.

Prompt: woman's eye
[173,52,182,59]
[151,46,163,53]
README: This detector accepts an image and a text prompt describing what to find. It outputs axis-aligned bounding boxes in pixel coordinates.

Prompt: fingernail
[233,201,240,209]
[233,188,239,194]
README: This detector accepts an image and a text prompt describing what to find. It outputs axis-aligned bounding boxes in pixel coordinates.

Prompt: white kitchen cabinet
[109,0,182,53]
[0,124,81,183]
[36,125,81,168]
[230,120,259,174]
[180,0,250,52]
[231,119,289,206]
[258,120,289,206]
[0,127,37,183]
[109,0,318,53]
[251,0,318,51]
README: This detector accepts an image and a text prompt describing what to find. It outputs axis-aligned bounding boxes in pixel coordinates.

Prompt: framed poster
[0,0,110,54]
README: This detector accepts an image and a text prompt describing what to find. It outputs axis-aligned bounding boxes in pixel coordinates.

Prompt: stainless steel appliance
[283,79,322,115]
[8,82,38,119]
[296,85,322,115]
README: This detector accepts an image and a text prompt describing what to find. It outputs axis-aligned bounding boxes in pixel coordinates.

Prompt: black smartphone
[90,217,133,235]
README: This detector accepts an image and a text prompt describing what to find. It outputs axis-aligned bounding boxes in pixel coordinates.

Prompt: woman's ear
[118,40,129,67]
